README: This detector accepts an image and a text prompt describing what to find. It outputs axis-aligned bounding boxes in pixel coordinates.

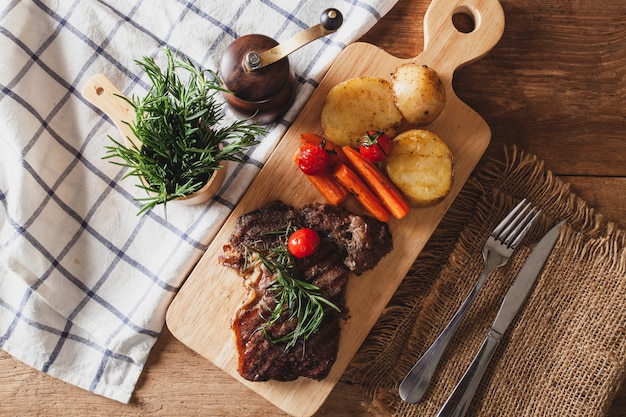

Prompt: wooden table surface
[2,0,624,415]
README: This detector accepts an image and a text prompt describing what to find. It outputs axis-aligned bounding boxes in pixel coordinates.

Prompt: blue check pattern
[0,0,397,403]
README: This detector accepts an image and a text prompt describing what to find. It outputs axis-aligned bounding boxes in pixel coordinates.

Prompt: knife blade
[435,220,566,417]
[489,219,565,336]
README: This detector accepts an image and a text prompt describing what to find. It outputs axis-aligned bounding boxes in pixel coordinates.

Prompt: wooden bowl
[82,73,226,207]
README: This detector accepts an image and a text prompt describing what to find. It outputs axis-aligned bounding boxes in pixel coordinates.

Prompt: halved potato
[390,64,445,126]
[321,77,403,147]
[384,129,453,207]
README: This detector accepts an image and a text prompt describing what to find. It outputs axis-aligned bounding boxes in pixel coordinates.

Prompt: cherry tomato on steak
[296,143,330,175]
[288,228,320,258]
[357,130,393,163]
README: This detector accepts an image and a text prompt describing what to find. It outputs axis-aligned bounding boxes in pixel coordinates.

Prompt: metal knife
[435,220,566,417]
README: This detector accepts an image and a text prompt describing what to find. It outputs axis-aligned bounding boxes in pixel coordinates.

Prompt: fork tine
[509,209,541,248]
[502,204,534,243]
[491,198,527,237]
[492,199,541,248]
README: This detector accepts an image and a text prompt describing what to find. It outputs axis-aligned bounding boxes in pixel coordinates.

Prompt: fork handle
[435,330,501,417]
[399,269,489,403]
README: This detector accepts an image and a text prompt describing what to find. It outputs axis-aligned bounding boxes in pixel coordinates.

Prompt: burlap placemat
[345,146,626,416]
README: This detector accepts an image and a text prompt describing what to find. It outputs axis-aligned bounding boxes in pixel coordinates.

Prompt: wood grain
[2,0,625,416]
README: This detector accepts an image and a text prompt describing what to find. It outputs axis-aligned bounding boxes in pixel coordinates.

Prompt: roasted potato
[390,64,445,126]
[321,77,403,147]
[384,129,453,206]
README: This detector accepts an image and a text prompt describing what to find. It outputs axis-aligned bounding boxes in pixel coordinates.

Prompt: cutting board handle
[419,0,505,71]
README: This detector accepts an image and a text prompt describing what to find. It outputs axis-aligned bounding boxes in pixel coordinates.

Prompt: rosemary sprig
[245,227,341,352]
[103,48,267,215]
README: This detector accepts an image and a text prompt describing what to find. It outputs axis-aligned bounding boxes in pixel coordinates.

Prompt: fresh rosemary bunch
[104,48,266,215]
[245,226,341,352]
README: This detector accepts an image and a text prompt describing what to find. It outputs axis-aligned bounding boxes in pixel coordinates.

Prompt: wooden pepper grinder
[219,8,343,124]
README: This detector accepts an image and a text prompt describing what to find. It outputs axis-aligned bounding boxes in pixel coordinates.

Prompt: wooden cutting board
[166,0,504,415]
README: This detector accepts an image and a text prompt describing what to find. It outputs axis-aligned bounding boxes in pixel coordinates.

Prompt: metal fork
[399,199,541,403]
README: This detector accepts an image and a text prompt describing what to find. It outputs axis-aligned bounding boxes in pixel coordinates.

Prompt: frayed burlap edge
[344,145,626,417]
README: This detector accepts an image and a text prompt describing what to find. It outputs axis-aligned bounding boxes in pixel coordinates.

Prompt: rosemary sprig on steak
[245,227,341,352]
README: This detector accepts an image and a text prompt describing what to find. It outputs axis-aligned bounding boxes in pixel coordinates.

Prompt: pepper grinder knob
[220,8,343,124]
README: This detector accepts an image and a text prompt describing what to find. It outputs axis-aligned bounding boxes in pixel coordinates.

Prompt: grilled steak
[219,200,299,272]
[299,203,394,275]
[219,200,393,382]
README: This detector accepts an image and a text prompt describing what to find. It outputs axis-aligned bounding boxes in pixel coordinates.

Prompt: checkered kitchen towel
[0,0,398,403]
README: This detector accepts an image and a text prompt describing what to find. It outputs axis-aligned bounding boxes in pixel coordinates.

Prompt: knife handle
[435,330,501,417]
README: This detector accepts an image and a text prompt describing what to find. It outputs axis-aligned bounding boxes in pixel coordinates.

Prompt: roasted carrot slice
[293,147,349,205]
[300,133,351,167]
[342,146,411,219]
[333,163,390,222]
[303,171,349,205]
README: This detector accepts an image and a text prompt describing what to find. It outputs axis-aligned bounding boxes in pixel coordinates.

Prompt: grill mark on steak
[219,200,393,382]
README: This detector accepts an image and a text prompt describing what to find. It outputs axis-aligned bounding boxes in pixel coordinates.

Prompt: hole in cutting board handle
[452,7,476,33]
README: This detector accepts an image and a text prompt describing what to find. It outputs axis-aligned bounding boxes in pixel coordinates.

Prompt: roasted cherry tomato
[357,130,393,163]
[288,228,320,258]
[296,143,330,175]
